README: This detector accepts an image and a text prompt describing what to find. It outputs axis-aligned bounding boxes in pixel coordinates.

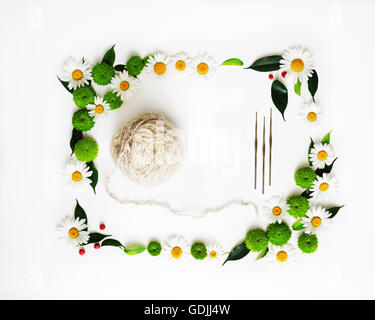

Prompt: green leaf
[57,76,74,94]
[74,200,88,230]
[327,205,344,219]
[101,239,124,248]
[256,247,269,260]
[86,161,98,194]
[222,242,250,266]
[102,45,116,66]
[308,70,318,102]
[70,128,83,154]
[87,232,110,244]
[321,132,331,145]
[246,55,282,72]
[114,64,126,71]
[124,245,146,255]
[315,157,337,177]
[301,189,313,199]
[292,219,305,231]
[294,79,302,96]
[222,58,243,66]
[308,138,314,166]
[271,79,288,120]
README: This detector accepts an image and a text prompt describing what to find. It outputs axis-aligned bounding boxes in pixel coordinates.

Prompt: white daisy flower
[57,216,90,246]
[302,206,331,234]
[280,47,314,83]
[262,196,290,224]
[144,53,170,77]
[163,235,189,261]
[299,102,323,127]
[168,53,192,76]
[309,142,335,169]
[192,53,218,79]
[311,173,338,200]
[206,242,225,263]
[109,70,140,101]
[60,57,92,90]
[87,96,110,118]
[63,156,92,190]
[267,243,297,265]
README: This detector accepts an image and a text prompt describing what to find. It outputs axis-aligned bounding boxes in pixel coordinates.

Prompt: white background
[0,0,374,299]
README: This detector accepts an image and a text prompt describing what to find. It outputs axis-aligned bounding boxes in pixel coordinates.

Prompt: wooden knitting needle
[269,108,272,186]
[262,116,266,194]
[254,112,258,190]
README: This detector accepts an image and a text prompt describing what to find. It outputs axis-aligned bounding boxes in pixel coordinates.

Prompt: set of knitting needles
[254,108,272,194]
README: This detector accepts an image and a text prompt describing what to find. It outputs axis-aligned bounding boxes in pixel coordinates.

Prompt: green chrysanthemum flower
[126,56,146,76]
[287,195,310,218]
[190,242,207,260]
[245,229,268,252]
[103,91,123,110]
[74,137,99,162]
[298,233,318,253]
[295,167,317,189]
[92,63,115,85]
[147,241,162,256]
[72,86,96,108]
[72,109,95,132]
[267,222,292,246]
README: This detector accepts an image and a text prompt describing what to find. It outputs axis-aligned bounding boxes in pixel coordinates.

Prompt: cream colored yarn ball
[111,112,183,186]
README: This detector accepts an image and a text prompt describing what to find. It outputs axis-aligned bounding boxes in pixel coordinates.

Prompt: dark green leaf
[308,138,314,166]
[327,205,344,219]
[246,55,282,72]
[301,189,313,199]
[308,70,318,102]
[114,64,126,71]
[57,76,74,94]
[101,239,124,248]
[292,219,305,231]
[74,200,88,230]
[70,128,83,154]
[222,58,243,66]
[294,79,302,96]
[321,132,331,144]
[256,247,269,260]
[222,242,250,266]
[86,161,98,194]
[271,79,288,120]
[124,245,146,255]
[87,232,110,244]
[102,45,116,66]
[315,157,337,177]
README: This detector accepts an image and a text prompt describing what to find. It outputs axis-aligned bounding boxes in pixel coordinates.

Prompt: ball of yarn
[111,112,183,186]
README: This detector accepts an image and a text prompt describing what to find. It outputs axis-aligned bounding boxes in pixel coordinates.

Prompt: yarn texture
[111,112,183,186]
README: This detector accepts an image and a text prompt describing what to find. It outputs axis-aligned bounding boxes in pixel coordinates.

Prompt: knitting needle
[254,112,258,190]
[262,116,266,194]
[269,108,272,186]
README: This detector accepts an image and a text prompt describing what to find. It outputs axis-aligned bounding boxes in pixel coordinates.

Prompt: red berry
[268,74,273,80]
[281,71,287,78]
[99,223,106,230]
[94,243,101,249]
[79,248,85,255]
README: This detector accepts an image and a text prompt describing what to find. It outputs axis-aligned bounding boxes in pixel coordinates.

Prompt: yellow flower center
[276,250,288,262]
[290,58,304,72]
[71,171,82,182]
[307,112,317,122]
[175,60,186,71]
[272,206,282,216]
[317,150,328,160]
[209,250,217,258]
[72,69,83,80]
[319,182,329,191]
[68,227,79,239]
[154,62,166,75]
[311,216,322,227]
[95,104,104,114]
[197,62,209,75]
[120,81,130,91]
[171,246,182,259]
